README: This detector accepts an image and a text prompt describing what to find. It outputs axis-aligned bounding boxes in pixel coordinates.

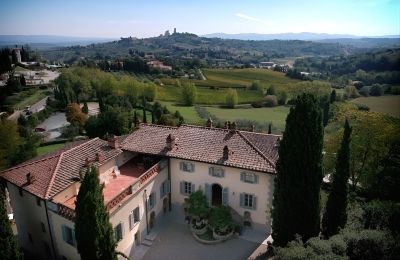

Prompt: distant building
[173,28,177,34]
[11,48,22,63]
[164,30,170,37]
[259,62,275,69]
[147,60,172,72]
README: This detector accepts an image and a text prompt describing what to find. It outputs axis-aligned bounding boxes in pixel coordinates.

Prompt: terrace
[57,155,166,221]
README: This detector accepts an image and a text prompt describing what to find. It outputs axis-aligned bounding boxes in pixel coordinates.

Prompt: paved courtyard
[142,221,258,260]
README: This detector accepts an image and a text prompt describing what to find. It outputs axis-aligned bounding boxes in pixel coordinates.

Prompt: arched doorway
[212,184,222,206]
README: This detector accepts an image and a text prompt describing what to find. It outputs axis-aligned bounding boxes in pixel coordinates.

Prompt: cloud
[235,13,272,26]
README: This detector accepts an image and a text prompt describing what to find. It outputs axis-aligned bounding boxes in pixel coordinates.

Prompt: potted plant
[187,190,209,234]
[209,206,233,239]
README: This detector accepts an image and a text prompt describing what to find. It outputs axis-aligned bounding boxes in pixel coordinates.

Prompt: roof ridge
[139,123,178,129]
[0,154,61,174]
[239,130,282,137]
[44,152,64,199]
[237,131,276,169]
[180,124,230,132]
[62,137,99,156]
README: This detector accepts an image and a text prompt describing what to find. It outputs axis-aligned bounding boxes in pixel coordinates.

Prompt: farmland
[351,95,400,118]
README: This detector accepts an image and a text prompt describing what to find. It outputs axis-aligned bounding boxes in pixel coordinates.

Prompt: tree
[225,88,238,108]
[267,85,276,95]
[330,90,337,103]
[249,80,262,91]
[323,101,330,127]
[133,110,138,127]
[75,166,117,260]
[151,111,155,124]
[66,103,87,132]
[181,83,197,106]
[268,123,272,134]
[142,108,147,123]
[82,102,89,114]
[0,191,22,259]
[0,120,23,170]
[322,119,352,238]
[271,93,324,246]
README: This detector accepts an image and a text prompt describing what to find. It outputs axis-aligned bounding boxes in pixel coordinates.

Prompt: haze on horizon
[0,0,399,38]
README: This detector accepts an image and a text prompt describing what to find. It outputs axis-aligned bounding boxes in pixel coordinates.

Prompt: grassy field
[206,106,290,133]
[160,101,202,124]
[5,89,48,109]
[37,143,66,156]
[157,85,263,105]
[351,95,400,118]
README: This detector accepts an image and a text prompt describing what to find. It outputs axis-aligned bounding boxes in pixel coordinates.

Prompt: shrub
[356,104,370,111]
[277,91,288,105]
[251,101,263,108]
[390,86,400,95]
[181,83,197,106]
[359,86,371,97]
[209,206,232,232]
[369,84,383,96]
[249,80,262,91]
[264,95,278,107]
[344,86,360,99]
[363,200,400,235]
[266,85,276,95]
[345,229,392,259]
[225,88,238,108]
[187,190,209,219]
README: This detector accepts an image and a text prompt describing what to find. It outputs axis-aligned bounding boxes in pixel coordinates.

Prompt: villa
[0,123,280,259]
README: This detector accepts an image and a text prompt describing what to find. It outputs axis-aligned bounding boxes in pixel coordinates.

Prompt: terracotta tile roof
[122,124,280,173]
[1,138,123,199]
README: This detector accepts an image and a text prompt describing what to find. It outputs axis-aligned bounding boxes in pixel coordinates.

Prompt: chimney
[274,137,281,148]
[96,153,103,162]
[166,134,176,151]
[85,158,90,167]
[251,125,256,132]
[108,135,119,149]
[231,122,237,132]
[206,118,213,128]
[223,145,229,160]
[26,173,33,184]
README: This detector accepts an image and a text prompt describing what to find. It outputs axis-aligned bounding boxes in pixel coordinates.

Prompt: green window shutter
[191,183,195,193]
[222,187,229,206]
[180,181,184,195]
[191,163,195,172]
[61,225,67,242]
[254,174,259,184]
[153,192,157,206]
[72,228,76,246]
[253,196,257,210]
[240,172,245,182]
[221,169,225,178]
[129,213,133,230]
[179,162,183,170]
[167,180,171,193]
[205,183,211,206]
[209,167,213,176]
[121,222,125,239]
[240,193,244,208]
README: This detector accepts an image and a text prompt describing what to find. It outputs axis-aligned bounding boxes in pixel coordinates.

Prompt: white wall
[170,158,275,231]
[7,183,54,259]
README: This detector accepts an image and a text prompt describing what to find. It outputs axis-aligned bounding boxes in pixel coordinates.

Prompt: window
[240,172,259,184]
[129,207,140,230]
[36,197,41,206]
[240,193,257,210]
[41,222,46,233]
[160,180,170,199]
[61,225,76,247]
[114,223,124,242]
[179,161,195,172]
[148,192,156,209]
[209,167,225,178]
[180,181,194,196]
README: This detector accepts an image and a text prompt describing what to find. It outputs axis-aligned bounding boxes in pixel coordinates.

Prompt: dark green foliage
[133,110,138,127]
[85,107,131,138]
[181,83,197,106]
[0,48,12,74]
[82,102,89,114]
[209,206,232,231]
[330,90,337,103]
[323,101,330,127]
[370,84,383,96]
[19,75,26,86]
[0,191,22,260]
[249,80,262,91]
[322,119,352,238]
[266,85,276,95]
[363,200,400,235]
[151,111,155,124]
[187,190,209,219]
[271,93,324,246]
[277,91,288,105]
[142,108,147,123]
[75,167,117,260]
[268,123,272,134]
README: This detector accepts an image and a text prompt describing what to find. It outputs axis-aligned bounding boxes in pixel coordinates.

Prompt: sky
[0,0,399,38]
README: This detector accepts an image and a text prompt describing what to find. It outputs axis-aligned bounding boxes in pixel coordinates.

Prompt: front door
[212,184,222,206]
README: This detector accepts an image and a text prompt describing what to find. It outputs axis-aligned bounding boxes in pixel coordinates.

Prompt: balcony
[57,156,167,221]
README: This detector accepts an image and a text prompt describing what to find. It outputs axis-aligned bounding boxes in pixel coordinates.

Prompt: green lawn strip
[350,95,400,118]
[7,89,47,109]
[159,101,202,124]
[36,143,66,156]
[205,106,290,132]
[157,85,263,105]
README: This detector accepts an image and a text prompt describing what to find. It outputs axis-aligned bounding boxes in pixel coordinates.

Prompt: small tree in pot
[209,206,233,235]
[187,190,209,229]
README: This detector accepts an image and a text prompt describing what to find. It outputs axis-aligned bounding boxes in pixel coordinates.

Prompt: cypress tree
[323,101,330,127]
[0,190,22,259]
[322,119,352,238]
[330,90,337,104]
[271,93,324,246]
[75,166,117,260]
[133,110,138,127]
[268,123,272,134]
[82,102,89,114]
[151,111,155,124]
[142,108,147,123]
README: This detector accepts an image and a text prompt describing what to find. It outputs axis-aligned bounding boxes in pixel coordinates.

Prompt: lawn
[206,106,290,133]
[157,85,263,105]
[350,95,400,118]
[37,143,66,156]
[159,101,202,124]
[5,89,48,109]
